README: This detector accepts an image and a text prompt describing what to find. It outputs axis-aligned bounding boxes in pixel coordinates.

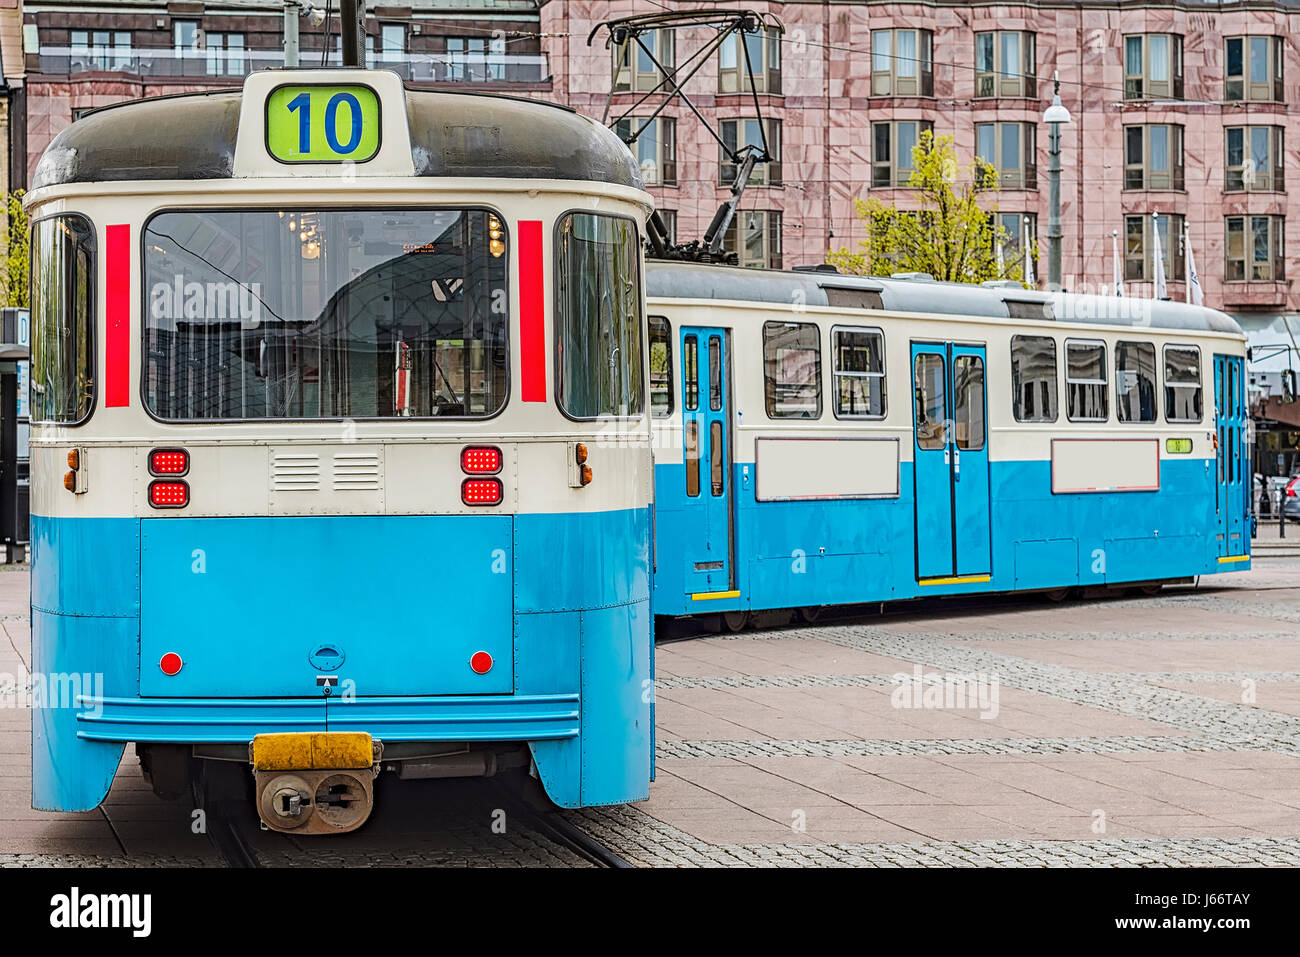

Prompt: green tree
[2,190,28,309]
[828,132,1036,285]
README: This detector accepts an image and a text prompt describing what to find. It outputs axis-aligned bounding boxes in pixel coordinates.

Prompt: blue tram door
[680,327,733,595]
[1214,354,1248,558]
[910,342,992,581]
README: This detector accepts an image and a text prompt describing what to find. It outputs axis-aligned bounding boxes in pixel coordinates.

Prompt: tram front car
[28,71,655,833]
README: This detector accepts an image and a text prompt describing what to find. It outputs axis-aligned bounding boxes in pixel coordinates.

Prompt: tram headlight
[488,216,505,258]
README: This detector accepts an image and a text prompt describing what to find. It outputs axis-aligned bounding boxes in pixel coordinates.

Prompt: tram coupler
[250,732,382,835]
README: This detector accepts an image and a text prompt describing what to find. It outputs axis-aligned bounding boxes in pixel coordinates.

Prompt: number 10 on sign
[266,85,381,163]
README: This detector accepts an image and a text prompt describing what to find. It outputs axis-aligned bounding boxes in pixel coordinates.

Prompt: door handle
[953,446,961,482]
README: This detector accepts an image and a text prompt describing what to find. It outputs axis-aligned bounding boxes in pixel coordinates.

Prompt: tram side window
[649,316,673,417]
[1010,335,1058,422]
[763,321,821,418]
[1115,340,1157,423]
[1065,340,1108,421]
[832,327,886,418]
[1164,345,1203,422]
[556,213,644,418]
[31,215,96,424]
[142,208,508,420]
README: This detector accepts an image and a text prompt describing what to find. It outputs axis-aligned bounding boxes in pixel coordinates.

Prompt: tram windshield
[143,208,508,420]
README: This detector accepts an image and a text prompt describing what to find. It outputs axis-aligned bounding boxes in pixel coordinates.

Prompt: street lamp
[1042,71,1071,291]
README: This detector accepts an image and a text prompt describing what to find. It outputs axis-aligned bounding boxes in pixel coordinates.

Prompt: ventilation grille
[271,453,321,492]
[332,452,381,491]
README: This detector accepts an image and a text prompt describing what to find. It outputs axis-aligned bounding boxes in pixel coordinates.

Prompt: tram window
[1010,335,1058,422]
[31,215,96,424]
[913,353,947,450]
[1115,340,1157,423]
[683,335,699,411]
[1164,345,1202,422]
[556,212,644,419]
[708,336,722,411]
[763,321,821,418]
[710,420,724,495]
[832,327,886,418]
[143,208,508,420]
[954,355,986,450]
[685,420,700,497]
[1065,340,1108,422]
[649,316,673,417]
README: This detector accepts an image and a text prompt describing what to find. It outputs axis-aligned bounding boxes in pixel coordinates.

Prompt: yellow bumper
[251,732,375,771]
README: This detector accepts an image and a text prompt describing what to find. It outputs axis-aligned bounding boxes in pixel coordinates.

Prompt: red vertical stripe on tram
[105,224,131,408]
[518,220,546,402]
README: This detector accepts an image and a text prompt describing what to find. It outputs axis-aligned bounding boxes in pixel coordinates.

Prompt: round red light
[470,651,493,675]
[159,653,183,676]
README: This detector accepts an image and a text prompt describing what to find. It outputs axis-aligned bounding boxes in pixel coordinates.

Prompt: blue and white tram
[646,263,1251,625]
[28,70,654,831]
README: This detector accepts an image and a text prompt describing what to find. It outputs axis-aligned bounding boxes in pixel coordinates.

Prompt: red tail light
[149,448,189,476]
[1287,479,1298,498]
[462,478,502,506]
[461,446,502,474]
[149,480,189,509]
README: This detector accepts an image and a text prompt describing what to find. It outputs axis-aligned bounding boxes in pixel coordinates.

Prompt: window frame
[1114,339,1158,424]
[1225,35,1283,102]
[830,324,887,420]
[1064,338,1109,423]
[1010,334,1058,423]
[975,121,1037,190]
[1124,213,1185,282]
[872,120,935,187]
[1225,125,1284,192]
[718,25,782,94]
[1123,33,1184,100]
[1163,344,1203,424]
[613,29,675,93]
[719,117,782,186]
[1123,124,1185,191]
[648,315,673,418]
[762,320,822,420]
[553,209,646,422]
[1225,214,1285,282]
[30,212,98,427]
[139,204,512,424]
[975,30,1035,98]
[869,28,934,96]
[614,116,677,186]
[723,210,783,269]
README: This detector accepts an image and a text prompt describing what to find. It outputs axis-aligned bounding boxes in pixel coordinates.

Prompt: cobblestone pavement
[4,552,1300,867]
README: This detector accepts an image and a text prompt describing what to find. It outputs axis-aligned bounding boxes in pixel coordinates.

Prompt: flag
[1023,218,1035,286]
[1112,229,1124,297]
[996,238,1005,277]
[1184,223,1203,306]
[1151,211,1167,300]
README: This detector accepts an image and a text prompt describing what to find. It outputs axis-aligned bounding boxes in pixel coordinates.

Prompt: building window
[1225,36,1283,102]
[870,29,933,96]
[832,326,885,418]
[976,122,1037,189]
[205,32,245,76]
[1124,125,1184,190]
[613,29,674,93]
[994,212,1037,262]
[379,24,405,63]
[648,316,673,417]
[31,215,96,425]
[872,121,933,187]
[763,321,821,419]
[1226,127,1284,191]
[70,30,131,71]
[555,213,644,418]
[614,117,676,186]
[446,35,504,81]
[173,20,200,55]
[1225,215,1285,281]
[1115,340,1157,423]
[1123,34,1183,100]
[1163,345,1202,423]
[720,119,781,186]
[975,31,1035,98]
[1010,335,1057,422]
[1124,213,1185,282]
[724,211,782,269]
[719,25,781,94]
[1065,340,1108,422]
[655,209,677,244]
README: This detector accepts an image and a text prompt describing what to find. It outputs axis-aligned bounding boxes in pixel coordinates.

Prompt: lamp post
[1042,71,1071,291]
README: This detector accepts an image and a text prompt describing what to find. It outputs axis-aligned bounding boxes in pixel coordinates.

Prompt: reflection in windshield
[143,208,508,420]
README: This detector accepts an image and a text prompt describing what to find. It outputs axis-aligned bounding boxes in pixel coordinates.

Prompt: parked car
[1284,474,1300,521]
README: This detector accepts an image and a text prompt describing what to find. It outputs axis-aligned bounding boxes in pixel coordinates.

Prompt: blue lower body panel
[652,457,1249,617]
[30,508,652,812]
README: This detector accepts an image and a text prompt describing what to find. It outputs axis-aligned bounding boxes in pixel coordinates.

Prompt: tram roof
[645,261,1243,336]
[31,84,643,191]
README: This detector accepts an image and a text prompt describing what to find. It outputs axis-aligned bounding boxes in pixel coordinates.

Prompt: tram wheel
[1137,583,1163,597]
[799,606,825,623]
[1043,587,1071,603]
[722,610,749,633]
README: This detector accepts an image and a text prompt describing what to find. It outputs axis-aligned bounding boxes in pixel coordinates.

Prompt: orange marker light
[63,471,76,492]
[67,449,79,470]
[574,443,588,465]
[580,464,593,487]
